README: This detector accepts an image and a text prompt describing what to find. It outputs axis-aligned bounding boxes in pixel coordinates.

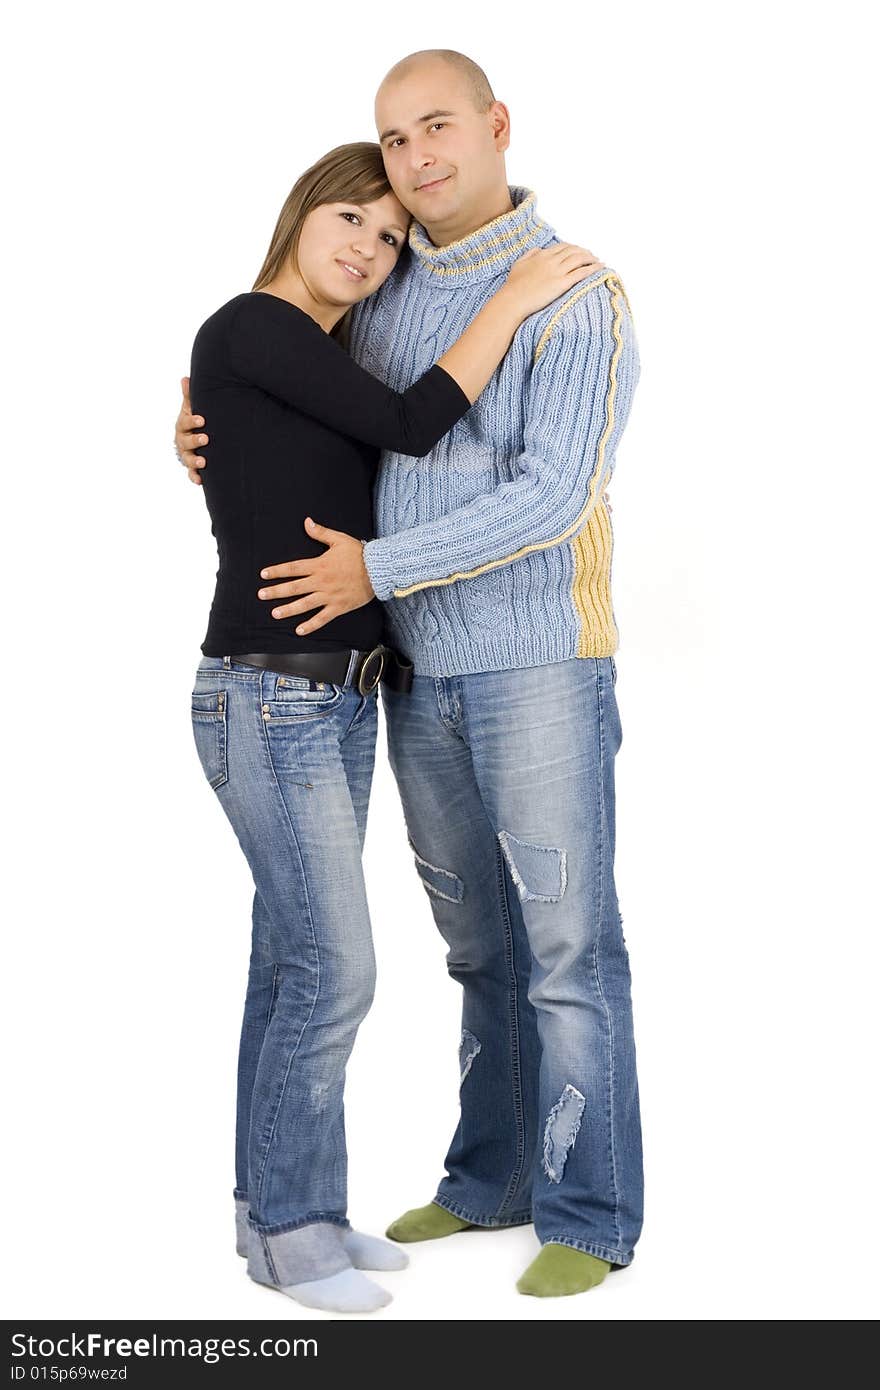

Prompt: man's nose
[409,145,434,175]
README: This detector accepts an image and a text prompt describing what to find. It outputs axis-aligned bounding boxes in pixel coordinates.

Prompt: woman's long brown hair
[253,143,401,343]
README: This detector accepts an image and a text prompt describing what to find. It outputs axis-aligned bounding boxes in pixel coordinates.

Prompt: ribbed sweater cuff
[363,538,398,603]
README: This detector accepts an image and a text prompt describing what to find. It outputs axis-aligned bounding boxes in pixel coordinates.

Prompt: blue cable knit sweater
[350,186,639,678]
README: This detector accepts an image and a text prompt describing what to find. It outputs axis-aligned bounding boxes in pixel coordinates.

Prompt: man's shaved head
[380,49,495,113]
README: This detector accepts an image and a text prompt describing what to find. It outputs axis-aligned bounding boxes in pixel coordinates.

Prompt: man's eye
[429,122,445,131]
[389,138,404,149]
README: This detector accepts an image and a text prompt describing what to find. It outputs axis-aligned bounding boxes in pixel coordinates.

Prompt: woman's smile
[335,258,369,282]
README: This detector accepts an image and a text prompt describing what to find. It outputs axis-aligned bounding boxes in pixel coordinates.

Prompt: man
[176,48,643,1298]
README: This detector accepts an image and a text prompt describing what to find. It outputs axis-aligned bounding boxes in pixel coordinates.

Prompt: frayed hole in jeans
[542,1084,586,1183]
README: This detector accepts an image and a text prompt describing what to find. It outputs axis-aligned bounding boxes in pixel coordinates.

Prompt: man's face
[375,61,507,233]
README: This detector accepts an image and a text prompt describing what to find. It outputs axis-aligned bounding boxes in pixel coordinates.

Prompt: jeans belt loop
[342,649,359,687]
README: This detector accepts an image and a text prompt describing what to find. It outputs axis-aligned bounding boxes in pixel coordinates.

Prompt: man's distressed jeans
[383,656,643,1265]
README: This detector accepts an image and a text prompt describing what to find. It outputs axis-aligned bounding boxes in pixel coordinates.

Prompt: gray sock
[341,1229,409,1271]
[274,1268,392,1313]
[235,1199,407,1271]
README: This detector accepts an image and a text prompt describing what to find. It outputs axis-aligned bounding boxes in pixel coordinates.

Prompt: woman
[187,142,599,1313]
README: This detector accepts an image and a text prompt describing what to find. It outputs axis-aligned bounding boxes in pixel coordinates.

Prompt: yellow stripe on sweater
[571,495,618,657]
[391,275,626,600]
[410,218,545,260]
[534,269,619,360]
[568,277,624,654]
[418,229,548,277]
[409,192,540,259]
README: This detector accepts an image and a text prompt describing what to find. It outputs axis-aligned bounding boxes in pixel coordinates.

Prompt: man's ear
[489,101,511,155]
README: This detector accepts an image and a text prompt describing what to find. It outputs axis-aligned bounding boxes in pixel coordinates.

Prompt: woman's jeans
[191,656,378,1286]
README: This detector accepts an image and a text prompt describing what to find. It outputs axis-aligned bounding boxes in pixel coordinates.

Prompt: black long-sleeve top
[189,291,471,656]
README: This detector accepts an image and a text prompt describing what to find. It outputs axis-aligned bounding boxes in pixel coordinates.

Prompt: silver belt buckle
[357,646,386,696]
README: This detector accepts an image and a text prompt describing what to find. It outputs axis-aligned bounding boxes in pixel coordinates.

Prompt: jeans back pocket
[191,690,228,789]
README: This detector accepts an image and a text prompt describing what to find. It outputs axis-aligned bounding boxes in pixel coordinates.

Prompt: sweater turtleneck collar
[406,186,554,284]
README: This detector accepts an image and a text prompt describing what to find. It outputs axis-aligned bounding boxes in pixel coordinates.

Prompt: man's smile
[416,174,452,192]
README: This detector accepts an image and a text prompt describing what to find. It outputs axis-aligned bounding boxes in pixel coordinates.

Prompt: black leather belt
[229,646,413,696]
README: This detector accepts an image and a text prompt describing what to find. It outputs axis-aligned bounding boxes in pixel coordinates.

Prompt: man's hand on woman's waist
[257,517,376,636]
[175,377,208,485]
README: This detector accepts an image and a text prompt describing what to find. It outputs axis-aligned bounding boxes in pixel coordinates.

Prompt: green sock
[516,1245,611,1297]
[386,1202,472,1243]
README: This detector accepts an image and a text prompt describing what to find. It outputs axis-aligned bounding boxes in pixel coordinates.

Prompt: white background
[3,0,877,1323]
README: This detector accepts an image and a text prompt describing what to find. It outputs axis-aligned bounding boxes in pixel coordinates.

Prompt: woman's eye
[381,234,398,247]
[340,211,361,225]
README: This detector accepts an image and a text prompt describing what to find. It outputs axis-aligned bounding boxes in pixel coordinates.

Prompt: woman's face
[295,192,410,306]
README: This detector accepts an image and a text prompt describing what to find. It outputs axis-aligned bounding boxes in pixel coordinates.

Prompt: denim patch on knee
[459,1028,481,1085]
[409,838,464,903]
[497,830,567,903]
[311,1081,331,1111]
[542,1083,586,1183]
